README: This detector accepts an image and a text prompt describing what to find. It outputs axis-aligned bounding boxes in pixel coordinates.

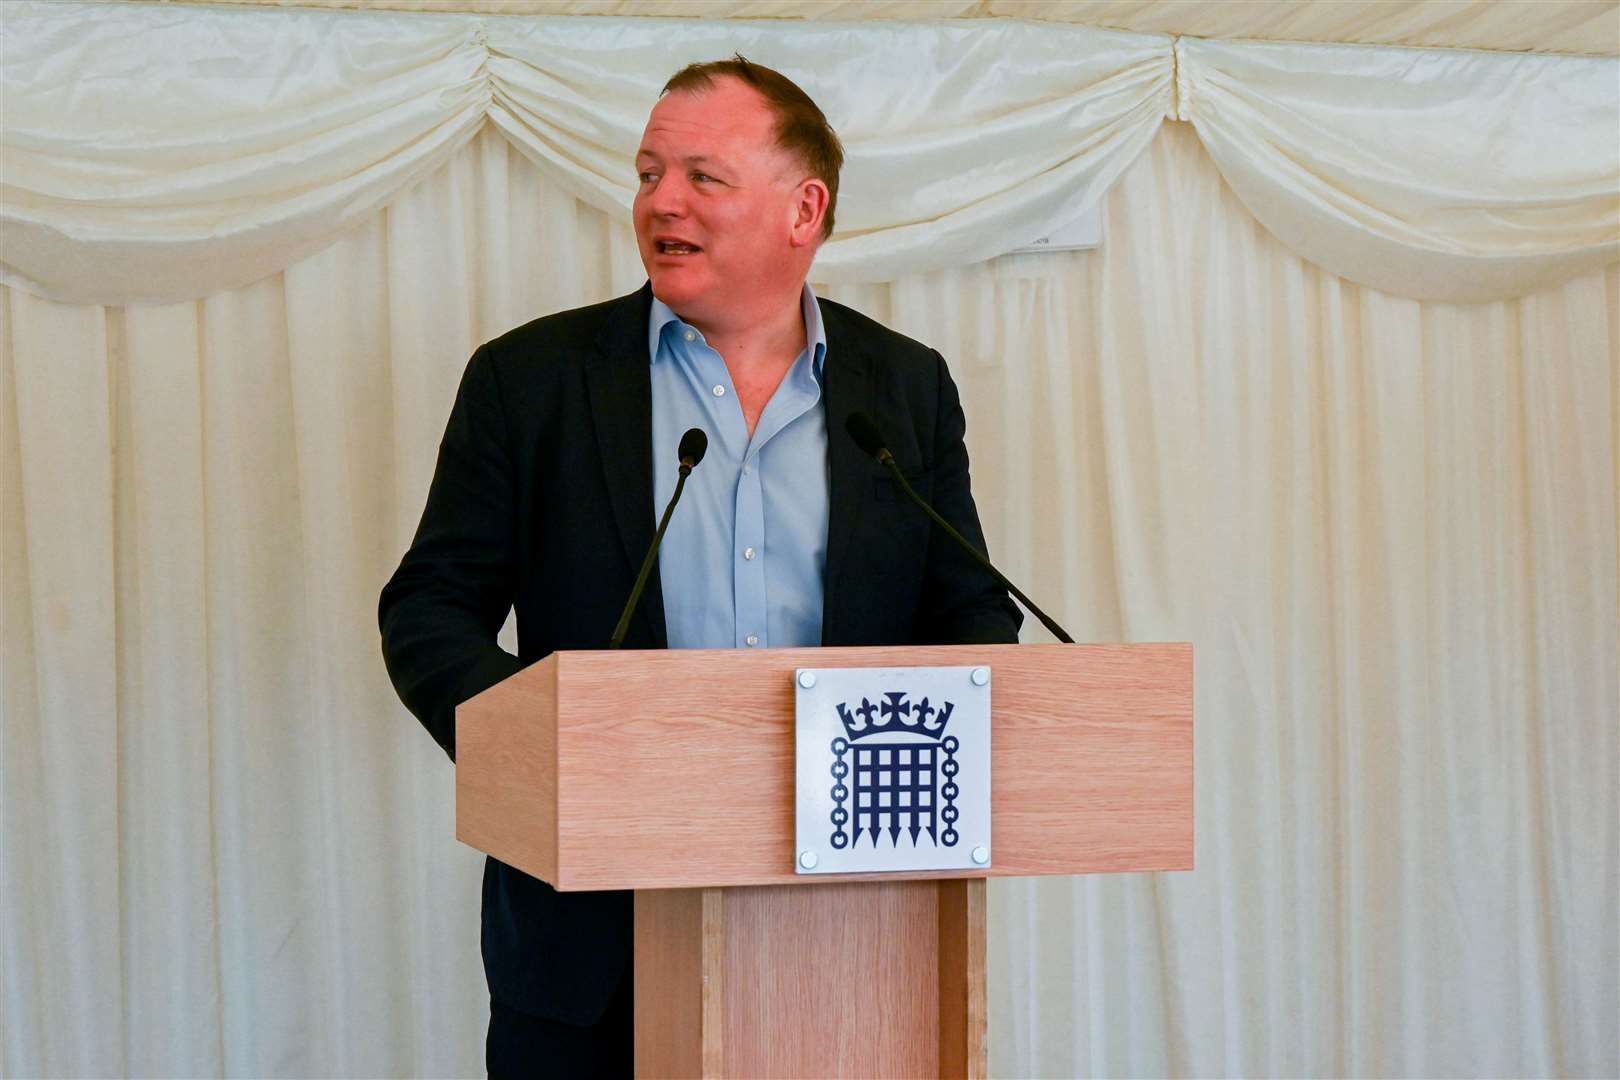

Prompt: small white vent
[1008,204,1105,254]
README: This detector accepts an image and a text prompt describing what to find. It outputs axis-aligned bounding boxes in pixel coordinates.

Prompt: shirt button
[712,385,725,397]
[745,634,759,646]
[683,330,696,342]
[742,463,751,475]
[743,547,755,560]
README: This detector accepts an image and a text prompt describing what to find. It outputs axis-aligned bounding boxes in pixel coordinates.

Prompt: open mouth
[656,240,702,255]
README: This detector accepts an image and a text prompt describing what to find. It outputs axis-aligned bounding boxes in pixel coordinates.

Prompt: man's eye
[637,172,658,183]
[691,173,716,184]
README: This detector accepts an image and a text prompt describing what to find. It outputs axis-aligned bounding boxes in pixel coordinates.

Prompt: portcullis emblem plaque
[793,665,992,875]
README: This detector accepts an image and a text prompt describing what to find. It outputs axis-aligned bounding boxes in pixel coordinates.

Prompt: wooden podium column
[636,879,987,1079]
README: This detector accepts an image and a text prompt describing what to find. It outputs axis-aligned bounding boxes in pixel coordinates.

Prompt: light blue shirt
[650,284,830,649]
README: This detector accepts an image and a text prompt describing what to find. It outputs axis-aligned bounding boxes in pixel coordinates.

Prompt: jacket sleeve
[379,344,527,761]
[914,351,1024,645]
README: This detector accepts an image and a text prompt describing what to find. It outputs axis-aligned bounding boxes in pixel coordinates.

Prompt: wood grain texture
[457,643,1192,891]
[721,881,940,1078]
[635,881,983,1078]
[700,888,725,1077]
[936,878,987,1079]
[635,888,709,1079]
[455,656,556,883]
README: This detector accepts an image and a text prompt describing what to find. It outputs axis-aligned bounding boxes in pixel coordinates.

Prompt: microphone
[845,411,1074,644]
[608,427,708,649]
[677,427,708,471]
[846,410,892,465]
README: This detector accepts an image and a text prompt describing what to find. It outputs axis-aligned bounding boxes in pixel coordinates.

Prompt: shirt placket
[679,320,822,651]
[734,347,822,649]
[681,331,759,648]
[734,450,767,647]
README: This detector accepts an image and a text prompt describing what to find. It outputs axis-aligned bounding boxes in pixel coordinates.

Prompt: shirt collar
[649,282,828,377]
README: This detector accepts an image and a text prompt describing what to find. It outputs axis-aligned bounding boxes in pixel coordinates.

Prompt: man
[379,57,1020,1075]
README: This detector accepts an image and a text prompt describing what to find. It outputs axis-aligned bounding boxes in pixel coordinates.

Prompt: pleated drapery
[3,2,1616,306]
[5,116,1615,1078]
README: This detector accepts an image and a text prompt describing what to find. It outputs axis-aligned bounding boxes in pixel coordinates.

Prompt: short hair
[662,55,844,240]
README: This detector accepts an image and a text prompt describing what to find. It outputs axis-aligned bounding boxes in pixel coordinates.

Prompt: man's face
[633,78,812,328]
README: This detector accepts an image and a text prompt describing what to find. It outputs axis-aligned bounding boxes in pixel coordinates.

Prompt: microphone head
[678,427,708,469]
[845,411,888,461]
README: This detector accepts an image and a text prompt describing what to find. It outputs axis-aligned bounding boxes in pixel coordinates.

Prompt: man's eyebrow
[634,150,730,169]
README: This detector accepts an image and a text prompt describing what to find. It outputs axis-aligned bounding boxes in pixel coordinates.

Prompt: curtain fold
[1179,36,1620,301]
[486,16,1178,283]
[2,2,1615,306]
[1,4,491,305]
[5,120,1614,1080]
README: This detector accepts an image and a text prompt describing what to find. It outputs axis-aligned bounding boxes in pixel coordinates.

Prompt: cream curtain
[5,114,1615,1077]
[3,3,1616,305]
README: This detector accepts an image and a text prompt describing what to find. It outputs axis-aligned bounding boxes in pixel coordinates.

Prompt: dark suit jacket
[378,283,1020,1024]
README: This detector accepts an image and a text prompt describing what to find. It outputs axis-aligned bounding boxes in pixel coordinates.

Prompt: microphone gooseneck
[844,411,1075,644]
[609,427,707,650]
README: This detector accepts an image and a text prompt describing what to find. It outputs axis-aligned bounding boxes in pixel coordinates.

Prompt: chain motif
[829,737,851,849]
[939,735,961,846]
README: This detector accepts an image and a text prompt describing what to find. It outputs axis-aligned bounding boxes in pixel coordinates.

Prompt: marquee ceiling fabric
[2,2,1616,305]
[146,0,1620,57]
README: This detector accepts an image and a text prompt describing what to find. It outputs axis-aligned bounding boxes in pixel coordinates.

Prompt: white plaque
[794,665,991,875]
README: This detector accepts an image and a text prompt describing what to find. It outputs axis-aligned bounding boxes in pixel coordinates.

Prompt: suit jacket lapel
[820,300,877,646]
[586,283,668,648]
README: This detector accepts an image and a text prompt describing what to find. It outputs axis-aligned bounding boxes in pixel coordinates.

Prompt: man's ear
[788,178,831,248]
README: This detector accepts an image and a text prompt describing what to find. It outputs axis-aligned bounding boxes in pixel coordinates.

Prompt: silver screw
[799,850,819,869]
[971,667,990,686]
[971,846,990,865]
[798,670,817,689]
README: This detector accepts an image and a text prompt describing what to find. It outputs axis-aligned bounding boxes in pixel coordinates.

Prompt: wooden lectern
[456,642,1192,1078]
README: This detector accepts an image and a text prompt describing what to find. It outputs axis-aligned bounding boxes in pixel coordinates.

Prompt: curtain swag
[2,2,1616,305]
